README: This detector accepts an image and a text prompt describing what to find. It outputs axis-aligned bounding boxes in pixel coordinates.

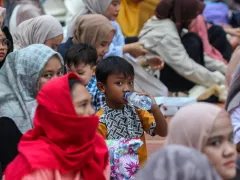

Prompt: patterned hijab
[155,0,205,32]
[0,44,63,133]
[136,145,221,180]
[13,15,63,50]
[165,102,230,151]
[72,14,115,46]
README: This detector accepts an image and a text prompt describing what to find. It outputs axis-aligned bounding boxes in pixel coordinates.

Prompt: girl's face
[203,114,237,180]
[39,56,63,89]
[95,30,115,61]
[44,34,63,51]
[71,83,95,116]
[104,0,121,21]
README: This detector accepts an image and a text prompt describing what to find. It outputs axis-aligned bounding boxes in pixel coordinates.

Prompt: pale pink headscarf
[165,102,230,151]
[226,46,240,87]
[190,15,228,64]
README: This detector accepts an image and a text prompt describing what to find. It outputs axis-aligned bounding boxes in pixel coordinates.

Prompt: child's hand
[128,42,148,58]
[136,92,157,107]
[147,56,165,71]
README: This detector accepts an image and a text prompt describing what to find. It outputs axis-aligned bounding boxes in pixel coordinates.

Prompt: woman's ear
[97,82,105,94]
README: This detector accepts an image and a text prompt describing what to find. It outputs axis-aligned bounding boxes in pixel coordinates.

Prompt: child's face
[68,63,95,86]
[104,0,121,21]
[71,83,95,116]
[98,72,134,108]
[96,30,115,61]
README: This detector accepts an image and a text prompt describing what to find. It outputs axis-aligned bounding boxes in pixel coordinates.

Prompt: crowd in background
[0,0,240,179]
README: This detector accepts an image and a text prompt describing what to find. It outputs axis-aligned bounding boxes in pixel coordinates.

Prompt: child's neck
[105,99,125,110]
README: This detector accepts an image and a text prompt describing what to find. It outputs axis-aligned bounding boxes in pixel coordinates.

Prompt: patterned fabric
[106,138,143,180]
[99,104,156,139]
[86,76,105,111]
[0,44,63,133]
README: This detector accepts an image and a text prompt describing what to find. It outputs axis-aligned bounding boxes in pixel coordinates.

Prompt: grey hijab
[136,145,221,180]
[67,0,112,38]
[0,44,63,133]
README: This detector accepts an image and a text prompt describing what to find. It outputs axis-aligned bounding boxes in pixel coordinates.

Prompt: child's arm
[138,93,168,137]
[151,103,168,137]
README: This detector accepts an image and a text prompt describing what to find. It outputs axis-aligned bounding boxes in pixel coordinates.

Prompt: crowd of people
[0,0,240,179]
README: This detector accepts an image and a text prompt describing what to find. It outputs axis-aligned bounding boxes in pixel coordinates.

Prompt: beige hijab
[226,46,240,87]
[72,14,115,45]
[166,102,230,151]
[13,15,63,50]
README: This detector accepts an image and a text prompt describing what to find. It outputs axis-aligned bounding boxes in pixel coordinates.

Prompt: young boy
[65,44,105,111]
[96,56,168,166]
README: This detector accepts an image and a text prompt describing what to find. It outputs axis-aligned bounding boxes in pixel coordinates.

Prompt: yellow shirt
[117,0,140,37]
[97,105,156,166]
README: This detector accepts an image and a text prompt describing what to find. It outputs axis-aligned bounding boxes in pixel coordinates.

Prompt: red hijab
[4,73,109,180]
[155,0,205,32]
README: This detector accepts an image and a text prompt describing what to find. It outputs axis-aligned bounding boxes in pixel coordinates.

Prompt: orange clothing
[97,107,156,166]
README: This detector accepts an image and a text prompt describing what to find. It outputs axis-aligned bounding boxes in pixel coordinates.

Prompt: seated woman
[166,102,237,180]
[0,44,63,172]
[139,0,226,93]
[4,0,45,34]
[13,15,63,51]
[4,73,110,180]
[136,145,221,180]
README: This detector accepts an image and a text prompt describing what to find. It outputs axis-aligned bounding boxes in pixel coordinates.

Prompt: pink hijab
[190,15,228,64]
[165,102,230,151]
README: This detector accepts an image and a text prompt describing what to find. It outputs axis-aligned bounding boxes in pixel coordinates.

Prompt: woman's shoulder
[139,16,178,39]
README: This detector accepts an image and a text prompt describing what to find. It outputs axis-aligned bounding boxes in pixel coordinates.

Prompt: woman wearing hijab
[13,15,63,51]
[166,102,237,180]
[136,145,221,180]
[0,7,13,69]
[58,14,115,61]
[4,73,110,180]
[0,44,63,173]
[139,0,226,93]
[4,0,45,34]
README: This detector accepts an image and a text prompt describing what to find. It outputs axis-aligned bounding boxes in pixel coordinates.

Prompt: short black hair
[65,43,98,68]
[96,56,134,84]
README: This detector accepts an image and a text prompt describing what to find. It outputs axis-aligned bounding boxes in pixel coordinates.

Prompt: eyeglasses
[0,39,11,48]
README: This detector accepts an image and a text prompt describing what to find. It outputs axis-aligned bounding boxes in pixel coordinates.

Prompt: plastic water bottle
[124,92,152,110]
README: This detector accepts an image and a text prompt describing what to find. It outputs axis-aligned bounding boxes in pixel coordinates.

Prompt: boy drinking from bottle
[96,56,167,166]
